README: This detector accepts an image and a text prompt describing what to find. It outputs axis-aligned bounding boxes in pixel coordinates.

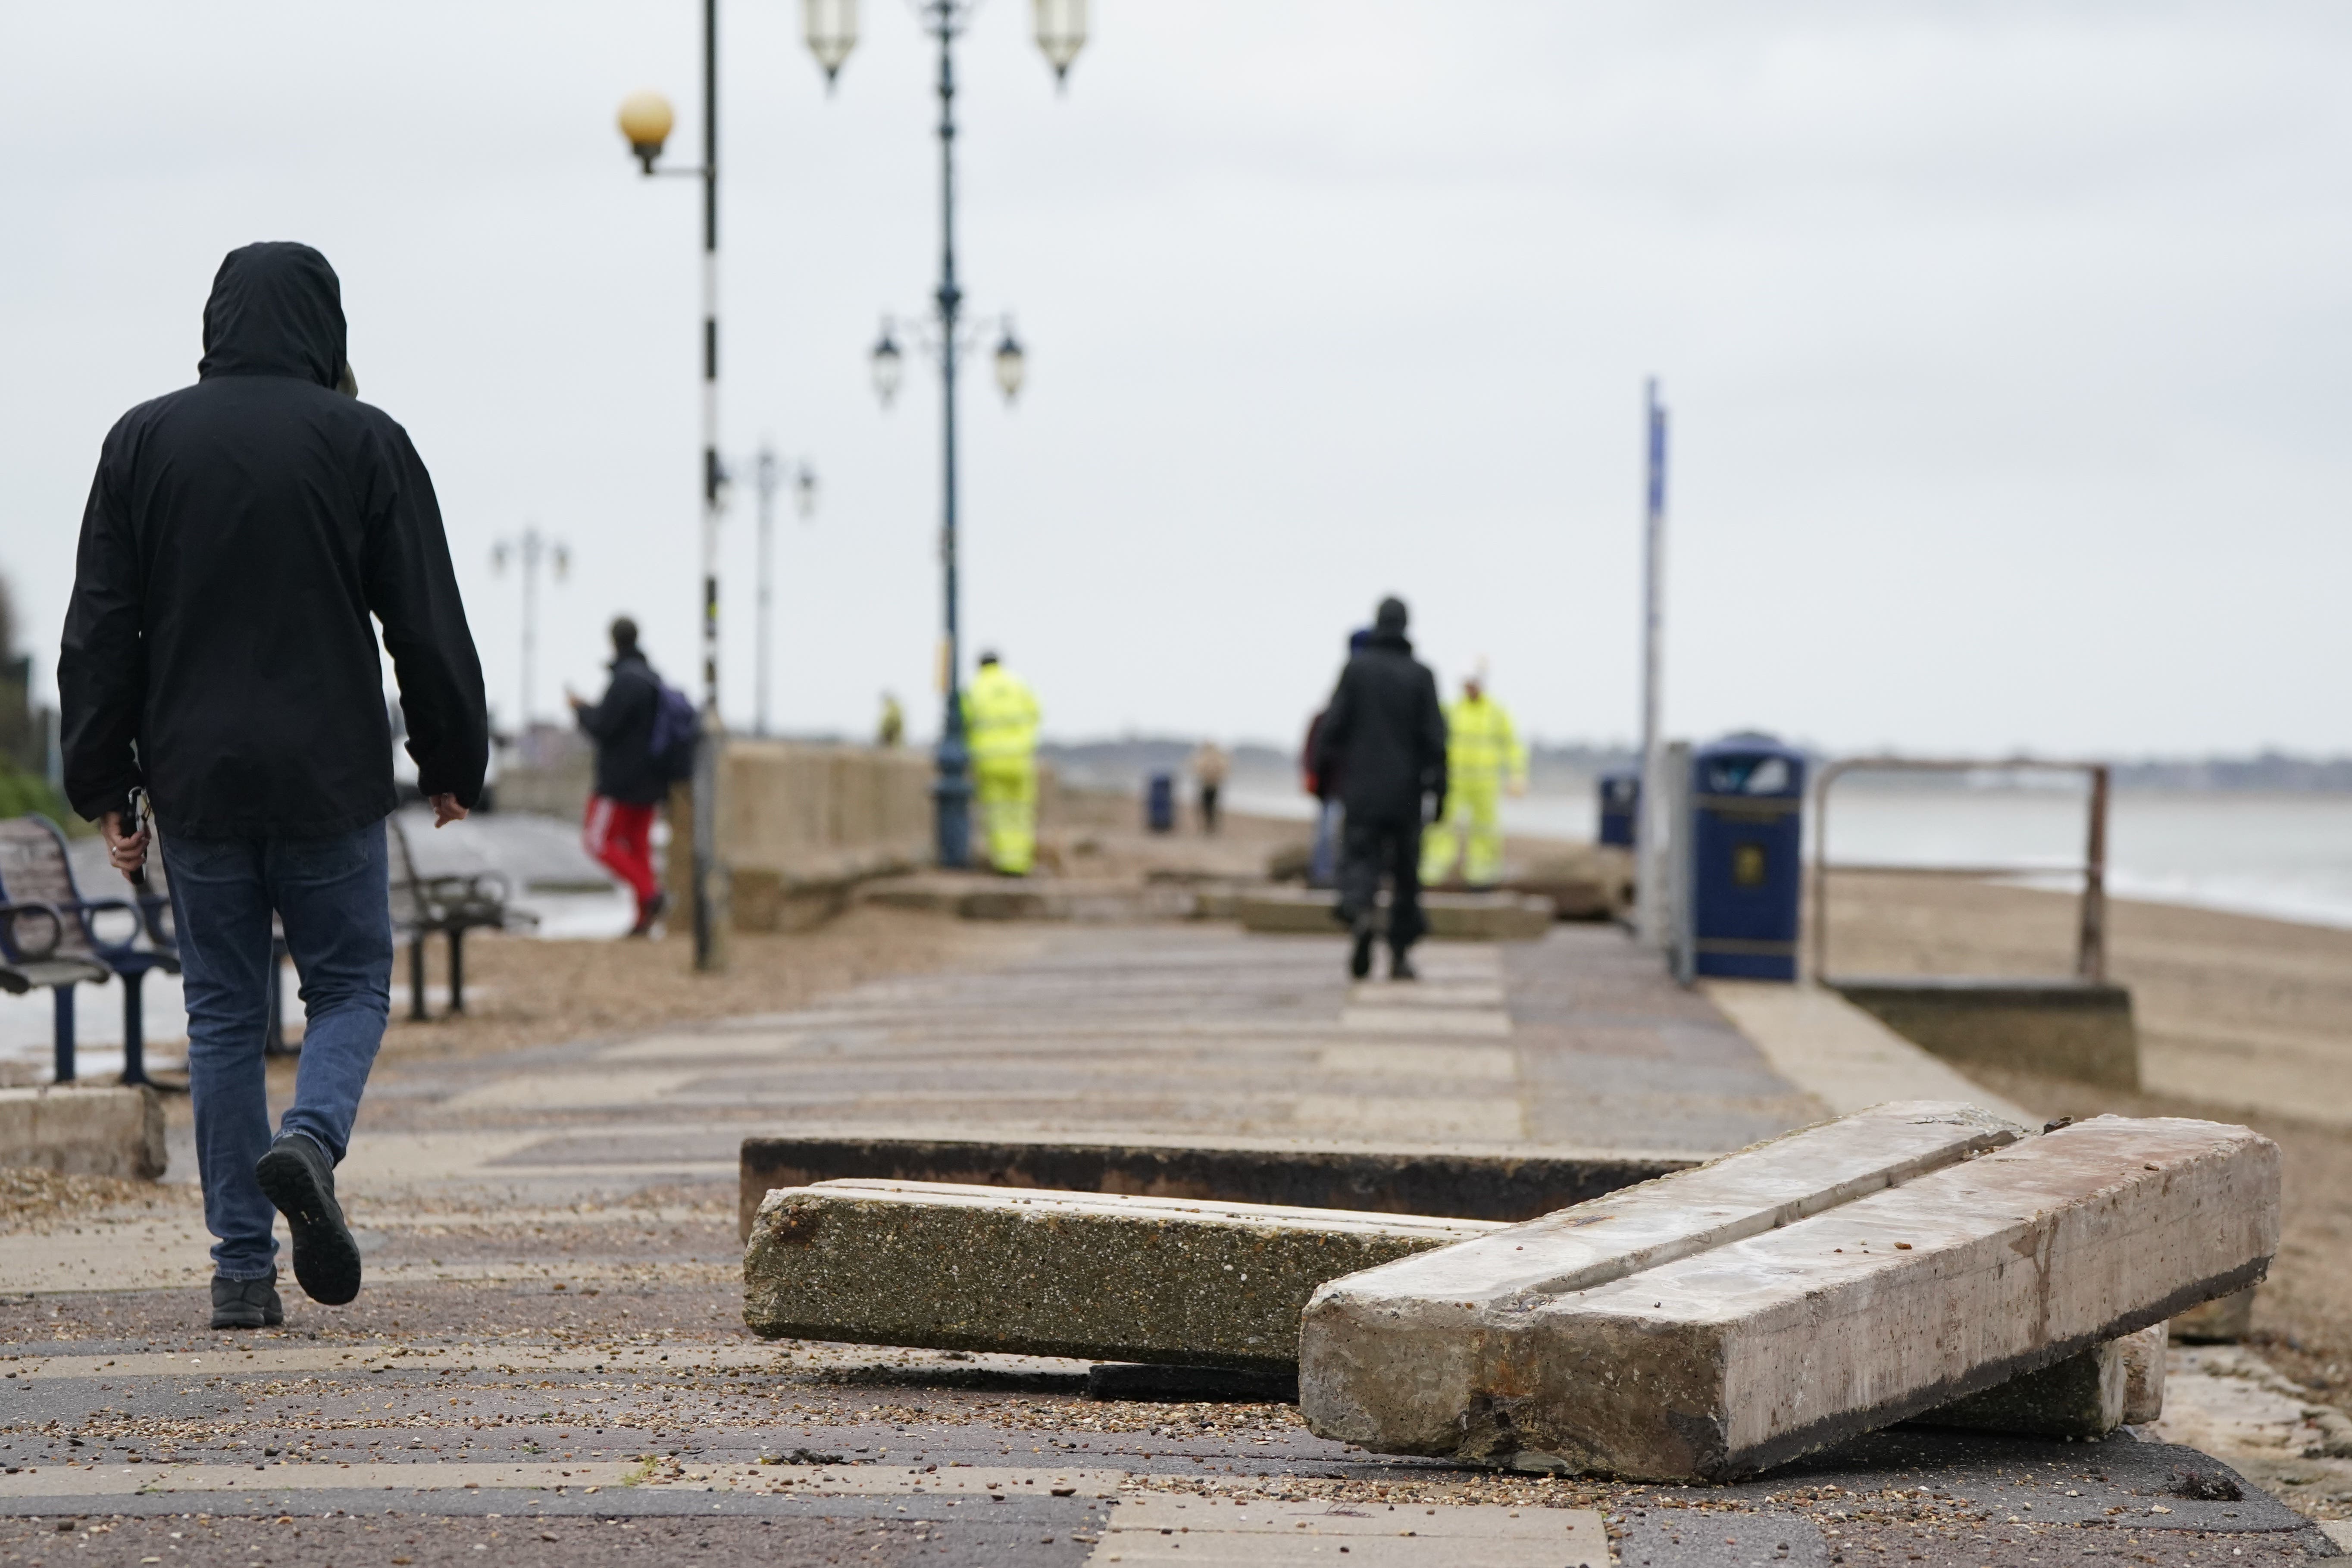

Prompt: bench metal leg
[120,971,147,1087]
[53,986,75,1084]
[409,935,429,1022]
[447,927,466,1015]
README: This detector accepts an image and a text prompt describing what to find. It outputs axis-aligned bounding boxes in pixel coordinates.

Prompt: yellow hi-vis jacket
[963,664,1041,764]
[1445,695,1526,788]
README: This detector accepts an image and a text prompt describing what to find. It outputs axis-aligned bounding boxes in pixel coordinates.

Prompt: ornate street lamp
[812,0,1085,869]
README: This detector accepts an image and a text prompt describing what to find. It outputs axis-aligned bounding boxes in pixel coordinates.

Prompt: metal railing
[1809,756,2111,985]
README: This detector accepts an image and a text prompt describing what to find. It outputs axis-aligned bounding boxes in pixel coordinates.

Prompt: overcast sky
[3,2,2347,757]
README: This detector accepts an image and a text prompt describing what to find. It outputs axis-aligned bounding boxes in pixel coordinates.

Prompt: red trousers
[583,795,661,915]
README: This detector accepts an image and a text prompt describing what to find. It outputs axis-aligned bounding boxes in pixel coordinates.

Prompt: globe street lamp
[812,0,1085,869]
[614,0,729,970]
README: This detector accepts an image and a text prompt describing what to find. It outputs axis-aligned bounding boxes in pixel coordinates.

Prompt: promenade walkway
[2,920,2335,1565]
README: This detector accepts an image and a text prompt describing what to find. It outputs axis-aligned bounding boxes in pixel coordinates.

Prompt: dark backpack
[647,680,701,783]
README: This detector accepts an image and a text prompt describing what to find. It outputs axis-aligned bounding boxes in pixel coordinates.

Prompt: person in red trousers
[567,617,669,936]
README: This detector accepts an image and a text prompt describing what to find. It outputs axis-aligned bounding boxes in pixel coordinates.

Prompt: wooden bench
[388,813,534,1020]
[0,815,177,1084]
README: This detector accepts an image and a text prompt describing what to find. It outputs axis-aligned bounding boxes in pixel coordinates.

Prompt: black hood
[197,242,347,387]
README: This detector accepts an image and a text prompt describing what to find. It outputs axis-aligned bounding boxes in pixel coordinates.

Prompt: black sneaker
[210,1273,284,1330]
[253,1132,362,1306]
[1348,917,1376,980]
[1389,949,1418,981]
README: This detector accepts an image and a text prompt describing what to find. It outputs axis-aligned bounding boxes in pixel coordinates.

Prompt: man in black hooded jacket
[59,242,488,1328]
[1313,596,1448,980]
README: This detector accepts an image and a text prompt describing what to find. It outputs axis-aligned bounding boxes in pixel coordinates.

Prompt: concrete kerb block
[1235,889,1554,941]
[743,1180,1498,1371]
[1300,1110,2277,1480]
[0,1085,166,1180]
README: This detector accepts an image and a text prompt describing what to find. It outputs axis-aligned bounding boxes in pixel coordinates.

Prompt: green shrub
[0,763,81,834]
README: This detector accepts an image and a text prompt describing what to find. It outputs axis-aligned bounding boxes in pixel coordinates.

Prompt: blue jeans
[163,822,392,1280]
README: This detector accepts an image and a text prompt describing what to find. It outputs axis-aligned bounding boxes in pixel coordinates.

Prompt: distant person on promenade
[877,692,905,748]
[59,241,487,1329]
[1301,629,1371,888]
[1192,740,1229,834]
[1421,671,1527,888]
[964,651,1042,875]
[567,617,678,937]
[1313,598,1447,980]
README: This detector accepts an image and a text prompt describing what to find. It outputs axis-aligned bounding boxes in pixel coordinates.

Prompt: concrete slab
[0,1084,165,1178]
[1300,1102,2026,1460]
[1304,1112,2278,1480]
[742,1180,1500,1371]
[1832,976,2140,1090]
[1236,891,1553,941]
[1701,981,2039,1124]
[736,1134,1700,1240]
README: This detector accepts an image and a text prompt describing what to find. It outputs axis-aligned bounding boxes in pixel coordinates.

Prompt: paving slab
[1304,1112,2278,1480]
[744,1180,1500,1369]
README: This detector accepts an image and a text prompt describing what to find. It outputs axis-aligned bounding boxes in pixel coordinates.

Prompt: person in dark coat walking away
[1312,597,1447,980]
[60,241,488,1329]
[567,617,670,936]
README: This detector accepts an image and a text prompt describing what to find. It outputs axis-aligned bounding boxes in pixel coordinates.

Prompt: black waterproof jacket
[575,653,668,806]
[1312,630,1448,823]
[60,242,487,838]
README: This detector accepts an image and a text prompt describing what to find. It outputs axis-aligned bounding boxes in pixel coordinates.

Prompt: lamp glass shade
[870,332,905,405]
[617,90,676,156]
[804,0,859,81]
[1032,0,1087,79]
[993,330,1026,401]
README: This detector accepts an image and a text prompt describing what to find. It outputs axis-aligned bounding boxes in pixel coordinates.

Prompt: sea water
[1226,782,2352,932]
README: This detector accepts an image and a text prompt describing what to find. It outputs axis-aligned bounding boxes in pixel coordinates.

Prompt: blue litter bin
[1145,772,1176,834]
[1598,770,1640,847]
[1689,734,1806,981]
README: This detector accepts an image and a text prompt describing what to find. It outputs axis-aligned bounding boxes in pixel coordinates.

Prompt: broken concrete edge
[0,1084,166,1180]
[736,1133,1701,1240]
[741,1179,1499,1372]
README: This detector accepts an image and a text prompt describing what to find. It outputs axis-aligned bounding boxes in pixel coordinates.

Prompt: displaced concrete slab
[1237,889,1554,941]
[1301,1112,2277,1480]
[736,1134,1700,1240]
[1299,1102,2025,1459]
[0,1084,164,1178]
[742,1179,1500,1371]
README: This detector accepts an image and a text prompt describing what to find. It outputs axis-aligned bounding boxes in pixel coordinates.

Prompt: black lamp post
[616,1,728,970]
[810,0,1083,870]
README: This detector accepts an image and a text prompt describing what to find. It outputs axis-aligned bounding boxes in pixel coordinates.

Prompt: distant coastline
[1035,738,2352,795]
